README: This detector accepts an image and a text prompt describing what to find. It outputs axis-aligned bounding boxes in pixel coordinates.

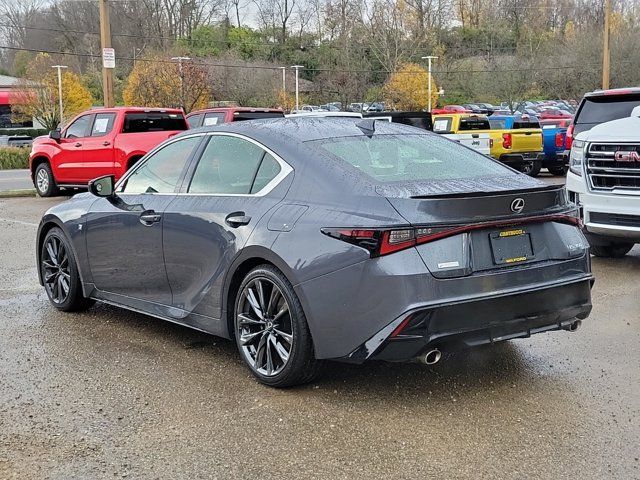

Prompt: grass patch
[0,147,30,169]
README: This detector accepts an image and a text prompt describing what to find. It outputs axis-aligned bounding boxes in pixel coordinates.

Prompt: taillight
[322,213,582,258]
[565,124,574,149]
[489,138,494,148]
[502,132,512,149]
[555,132,565,148]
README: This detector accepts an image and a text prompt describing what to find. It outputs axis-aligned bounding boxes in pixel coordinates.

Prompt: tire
[547,165,568,176]
[520,160,541,177]
[234,265,323,387]
[34,162,59,197]
[590,243,634,258]
[40,227,94,312]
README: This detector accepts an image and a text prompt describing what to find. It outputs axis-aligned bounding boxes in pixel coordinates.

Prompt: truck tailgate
[443,133,491,155]
[511,128,543,153]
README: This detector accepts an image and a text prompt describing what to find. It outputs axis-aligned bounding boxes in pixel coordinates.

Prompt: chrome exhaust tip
[566,320,582,332]
[417,349,442,365]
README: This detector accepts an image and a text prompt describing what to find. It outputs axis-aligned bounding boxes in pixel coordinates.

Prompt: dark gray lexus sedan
[36,118,593,387]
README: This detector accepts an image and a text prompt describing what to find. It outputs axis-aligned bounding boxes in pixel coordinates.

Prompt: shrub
[0,128,49,138]
[0,147,30,169]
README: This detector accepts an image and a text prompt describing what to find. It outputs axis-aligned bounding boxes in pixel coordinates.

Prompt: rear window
[576,94,640,125]
[233,111,284,121]
[389,115,432,131]
[459,117,490,131]
[489,119,507,129]
[513,120,540,129]
[122,112,187,133]
[203,112,226,126]
[309,134,511,183]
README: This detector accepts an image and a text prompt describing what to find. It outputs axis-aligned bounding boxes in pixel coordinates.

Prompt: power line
[0,44,625,76]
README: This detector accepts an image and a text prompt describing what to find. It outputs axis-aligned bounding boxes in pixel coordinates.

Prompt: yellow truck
[432,113,544,176]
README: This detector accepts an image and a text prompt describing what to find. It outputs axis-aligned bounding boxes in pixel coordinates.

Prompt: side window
[188,136,265,194]
[432,117,452,133]
[64,115,92,138]
[250,153,281,193]
[120,136,201,194]
[203,113,225,126]
[187,114,203,128]
[91,113,116,137]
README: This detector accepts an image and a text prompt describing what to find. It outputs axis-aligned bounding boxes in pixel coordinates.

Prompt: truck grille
[586,143,640,191]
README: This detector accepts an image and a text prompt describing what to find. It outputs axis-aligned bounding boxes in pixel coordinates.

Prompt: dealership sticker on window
[433,119,449,132]
[203,117,219,126]
[94,118,110,133]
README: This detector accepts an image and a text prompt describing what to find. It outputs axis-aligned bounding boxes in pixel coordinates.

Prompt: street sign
[102,48,115,69]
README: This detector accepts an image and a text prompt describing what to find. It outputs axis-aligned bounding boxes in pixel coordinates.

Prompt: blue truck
[488,115,568,176]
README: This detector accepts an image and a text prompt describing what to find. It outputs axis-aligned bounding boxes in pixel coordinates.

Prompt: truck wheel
[520,161,541,177]
[590,243,634,258]
[34,162,59,197]
[548,165,568,176]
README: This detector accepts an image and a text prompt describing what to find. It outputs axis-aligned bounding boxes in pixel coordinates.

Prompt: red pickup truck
[30,107,188,196]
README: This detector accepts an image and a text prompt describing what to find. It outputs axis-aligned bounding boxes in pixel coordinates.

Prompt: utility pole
[52,65,67,125]
[291,65,304,112]
[602,0,611,89]
[172,56,191,111]
[421,55,438,112]
[99,0,114,107]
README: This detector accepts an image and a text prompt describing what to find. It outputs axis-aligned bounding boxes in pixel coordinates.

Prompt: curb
[0,189,37,198]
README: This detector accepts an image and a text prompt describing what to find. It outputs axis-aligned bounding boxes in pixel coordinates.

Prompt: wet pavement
[0,194,638,479]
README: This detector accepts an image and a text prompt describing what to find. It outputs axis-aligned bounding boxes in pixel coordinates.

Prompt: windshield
[309,134,512,183]
[577,94,640,125]
[459,117,490,130]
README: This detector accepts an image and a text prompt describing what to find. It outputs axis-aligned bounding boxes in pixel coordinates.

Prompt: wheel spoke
[271,335,290,363]
[237,313,265,326]
[44,271,57,283]
[42,260,56,270]
[46,243,58,265]
[273,328,293,345]
[255,280,267,313]
[273,303,289,322]
[245,287,263,319]
[265,336,274,375]
[59,275,69,296]
[52,275,59,301]
[254,333,268,369]
[240,329,264,346]
[266,286,281,316]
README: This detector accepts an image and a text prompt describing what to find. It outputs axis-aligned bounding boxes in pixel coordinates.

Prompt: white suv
[566,106,640,257]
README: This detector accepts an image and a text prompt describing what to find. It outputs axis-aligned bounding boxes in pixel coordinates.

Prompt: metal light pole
[171,56,191,111]
[421,56,438,112]
[51,65,67,125]
[291,65,304,111]
[279,66,287,93]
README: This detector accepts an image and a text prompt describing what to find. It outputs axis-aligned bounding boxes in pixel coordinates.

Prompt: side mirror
[89,175,115,197]
[49,129,61,142]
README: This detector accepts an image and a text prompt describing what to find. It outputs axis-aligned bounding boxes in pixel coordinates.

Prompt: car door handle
[75,142,82,147]
[102,141,111,146]
[139,211,162,226]
[225,212,251,227]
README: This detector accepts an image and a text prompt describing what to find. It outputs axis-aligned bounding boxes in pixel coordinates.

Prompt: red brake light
[502,132,512,149]
[555,132,565,148]
[565,124,574,149]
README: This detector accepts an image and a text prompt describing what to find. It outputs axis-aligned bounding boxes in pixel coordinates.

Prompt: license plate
[489,229,534,265]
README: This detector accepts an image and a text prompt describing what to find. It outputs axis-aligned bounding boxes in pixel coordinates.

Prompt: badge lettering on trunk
[510,198,525,213]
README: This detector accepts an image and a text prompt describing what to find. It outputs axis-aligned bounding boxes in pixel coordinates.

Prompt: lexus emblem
[510,198,525,213]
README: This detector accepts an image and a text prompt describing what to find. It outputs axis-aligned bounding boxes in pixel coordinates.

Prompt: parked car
[0,134,33,148]
[431,113,491,155]
[36,117,593,387]
[566,105,640,257]
[187,107,284,127]
[484,114,544,176]
[29,107,188,197]
[442,105,469,113]
[319,103,340,112]
[475,103,496,115]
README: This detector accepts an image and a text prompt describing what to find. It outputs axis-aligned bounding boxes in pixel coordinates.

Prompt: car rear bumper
[346,276,593,363]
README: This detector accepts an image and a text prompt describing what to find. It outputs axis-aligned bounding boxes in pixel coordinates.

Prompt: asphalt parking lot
[0,186,638,479]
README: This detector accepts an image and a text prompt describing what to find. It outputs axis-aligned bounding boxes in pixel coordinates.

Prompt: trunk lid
[377,176,568,225]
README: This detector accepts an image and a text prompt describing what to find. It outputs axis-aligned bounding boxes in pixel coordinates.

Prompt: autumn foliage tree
[123,57,210,113]
[12,53,94,130]
[382,62,438,111]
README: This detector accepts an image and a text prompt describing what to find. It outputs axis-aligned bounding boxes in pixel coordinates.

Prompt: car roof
[585,87,640,97]
[88,106,184,114]
[187,107,283,116]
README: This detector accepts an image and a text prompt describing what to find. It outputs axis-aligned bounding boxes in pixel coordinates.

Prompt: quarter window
[250,153,281,193]
[120,136,201,194]
[188,136,268,194]
[64,115,92,138]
